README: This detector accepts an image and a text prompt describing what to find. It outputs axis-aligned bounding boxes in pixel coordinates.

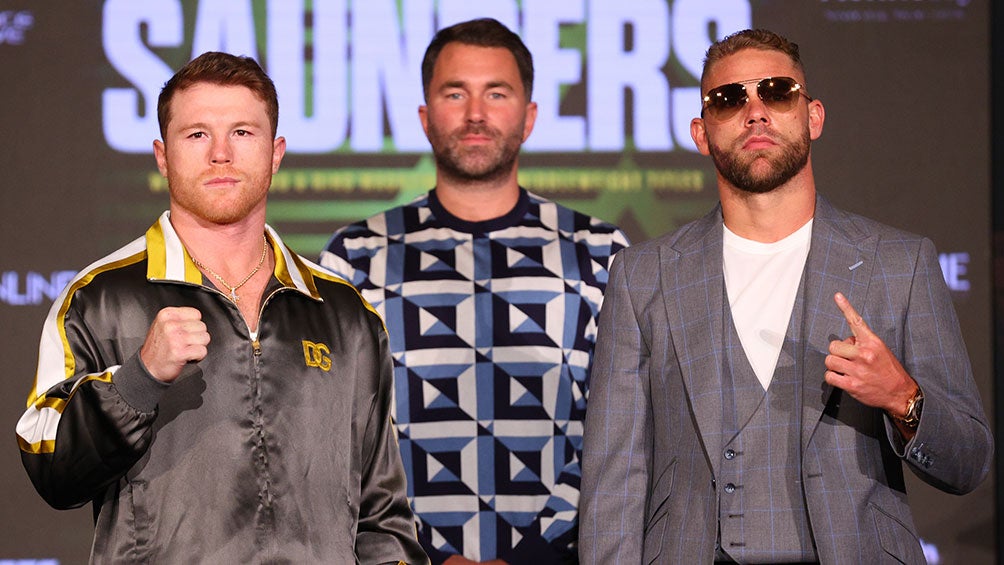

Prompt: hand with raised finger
[139,306,211,383]
[824,292,918,418]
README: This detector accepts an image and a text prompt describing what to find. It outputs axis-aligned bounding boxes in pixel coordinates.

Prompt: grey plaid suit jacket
[578,195,992,564]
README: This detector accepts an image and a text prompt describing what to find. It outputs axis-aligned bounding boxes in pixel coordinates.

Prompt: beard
[426,120,524,185]
[709,126,811,194]
[168,168,271,225]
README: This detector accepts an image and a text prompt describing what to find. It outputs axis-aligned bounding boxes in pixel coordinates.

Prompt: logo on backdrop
[0,271,76,307]
[0,10,33,45]
[819,0,973,23]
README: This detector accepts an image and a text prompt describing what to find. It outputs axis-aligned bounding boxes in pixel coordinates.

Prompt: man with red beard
[579,29,992,564]
[17,51,427,564]
[321,18,628,565]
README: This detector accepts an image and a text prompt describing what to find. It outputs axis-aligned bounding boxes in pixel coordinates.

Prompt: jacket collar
[144,211,322,300]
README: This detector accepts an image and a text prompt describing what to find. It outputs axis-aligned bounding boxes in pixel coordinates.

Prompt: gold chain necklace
[190,235,268,303]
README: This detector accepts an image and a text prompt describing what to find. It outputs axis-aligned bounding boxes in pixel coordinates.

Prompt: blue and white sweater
[320,188,628,563]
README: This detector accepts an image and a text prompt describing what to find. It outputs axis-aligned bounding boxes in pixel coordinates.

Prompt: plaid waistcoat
[717,285,818,563]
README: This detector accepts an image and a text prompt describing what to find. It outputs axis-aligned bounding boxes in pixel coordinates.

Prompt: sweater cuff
[501,531,569,564]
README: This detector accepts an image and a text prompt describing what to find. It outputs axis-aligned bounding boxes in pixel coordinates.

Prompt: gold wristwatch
[894,386,924,429]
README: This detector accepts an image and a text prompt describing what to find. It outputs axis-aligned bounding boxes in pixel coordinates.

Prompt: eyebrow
[177,120,263,132]
[439,79,515,91]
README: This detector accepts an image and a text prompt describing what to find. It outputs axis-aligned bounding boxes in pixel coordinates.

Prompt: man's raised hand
[139,307,210,383]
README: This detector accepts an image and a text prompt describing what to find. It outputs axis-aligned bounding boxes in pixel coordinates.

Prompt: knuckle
[859,349,877,364]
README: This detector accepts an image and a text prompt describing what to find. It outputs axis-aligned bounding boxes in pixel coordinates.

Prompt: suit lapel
[660,207,727,476]
[800,196,878,449]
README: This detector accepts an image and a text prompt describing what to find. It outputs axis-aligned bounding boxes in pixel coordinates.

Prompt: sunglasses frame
[701,77,812,121]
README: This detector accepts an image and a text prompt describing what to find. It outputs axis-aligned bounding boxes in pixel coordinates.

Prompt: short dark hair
[157,51,279,139]
[702,29,805,87]
[421,18,534,101]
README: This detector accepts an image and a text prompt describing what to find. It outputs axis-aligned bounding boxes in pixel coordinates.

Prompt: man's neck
[434,170,521,223]
[720,178,816,243]
[169,208,269,278]
[169,208,273,330]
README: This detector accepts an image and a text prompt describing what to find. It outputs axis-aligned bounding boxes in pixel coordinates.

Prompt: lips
[456,125,497,143]
[743,135,776,150]
[460,134,493,144]
[204,176,239,188]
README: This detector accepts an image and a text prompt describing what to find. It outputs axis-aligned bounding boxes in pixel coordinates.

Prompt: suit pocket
[642,459,677,564]
[869,503,923,564]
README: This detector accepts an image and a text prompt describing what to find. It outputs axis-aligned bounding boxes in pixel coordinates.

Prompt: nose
[743,93,770,126]
[465,96,486,123]
[210,136,233,164]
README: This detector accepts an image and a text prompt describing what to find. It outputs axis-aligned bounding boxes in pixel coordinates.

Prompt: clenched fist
[139,307,211,383]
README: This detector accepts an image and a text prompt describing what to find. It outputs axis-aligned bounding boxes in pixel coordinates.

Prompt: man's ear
[522,101,537,143]
[809,99,825,141]
[418,105,430,138]
[271,136,286,174]
[690,118,711,156]
[153,139,169,177]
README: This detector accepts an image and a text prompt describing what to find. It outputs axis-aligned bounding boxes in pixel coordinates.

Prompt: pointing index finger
[834,292,871,338]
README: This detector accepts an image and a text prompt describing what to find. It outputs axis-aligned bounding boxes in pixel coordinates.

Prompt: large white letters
[587,0,671,151]
[267,0,348,151]
[191,0,256,57]
[523,0,586,151]
[671,0,752,151]
[102,1,752,155]
[102,0,182,153]
[350,0,431,152]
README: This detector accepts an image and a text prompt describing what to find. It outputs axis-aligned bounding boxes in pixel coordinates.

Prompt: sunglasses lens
[704,83,748,120]
[757,77,800,110]
[703,77,807,120]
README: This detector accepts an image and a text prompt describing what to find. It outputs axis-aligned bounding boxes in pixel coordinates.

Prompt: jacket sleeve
[888,237,993,493]
[578,252,652,564]
[355,311,430,565]
[16,290,167,510]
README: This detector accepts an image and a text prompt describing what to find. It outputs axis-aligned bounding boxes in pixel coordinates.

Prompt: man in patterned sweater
[320,18,628,565]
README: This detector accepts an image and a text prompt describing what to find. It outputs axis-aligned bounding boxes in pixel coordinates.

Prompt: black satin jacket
[17,212,428,565]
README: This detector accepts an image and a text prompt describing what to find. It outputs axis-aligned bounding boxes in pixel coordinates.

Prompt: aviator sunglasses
[701,77,812,121]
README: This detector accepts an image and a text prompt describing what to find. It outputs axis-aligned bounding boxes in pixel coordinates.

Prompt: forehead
[168,83,269,126]
[703,48,804,92]
[432,43,524,92]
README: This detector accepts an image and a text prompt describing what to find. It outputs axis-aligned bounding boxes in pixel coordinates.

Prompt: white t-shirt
[723,220,813,390]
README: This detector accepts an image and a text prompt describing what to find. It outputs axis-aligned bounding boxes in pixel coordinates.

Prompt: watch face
[896,389,923,428]
[903,393,923,427]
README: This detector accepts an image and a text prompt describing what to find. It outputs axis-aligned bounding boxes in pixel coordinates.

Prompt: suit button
[724,483,736,494]
[724,449,736,460]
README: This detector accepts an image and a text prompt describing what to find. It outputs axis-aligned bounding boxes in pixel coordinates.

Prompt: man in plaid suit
[579,29,992,564]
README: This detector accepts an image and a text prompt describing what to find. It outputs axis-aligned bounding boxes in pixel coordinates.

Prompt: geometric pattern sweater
[320,188,628,563]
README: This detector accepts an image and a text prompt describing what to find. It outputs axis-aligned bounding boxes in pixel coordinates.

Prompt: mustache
[455,123,499,138]
[201,167,241,178]
[740,124,778,143]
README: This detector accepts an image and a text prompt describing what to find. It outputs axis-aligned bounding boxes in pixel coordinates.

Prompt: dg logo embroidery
[302,340,332,371]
